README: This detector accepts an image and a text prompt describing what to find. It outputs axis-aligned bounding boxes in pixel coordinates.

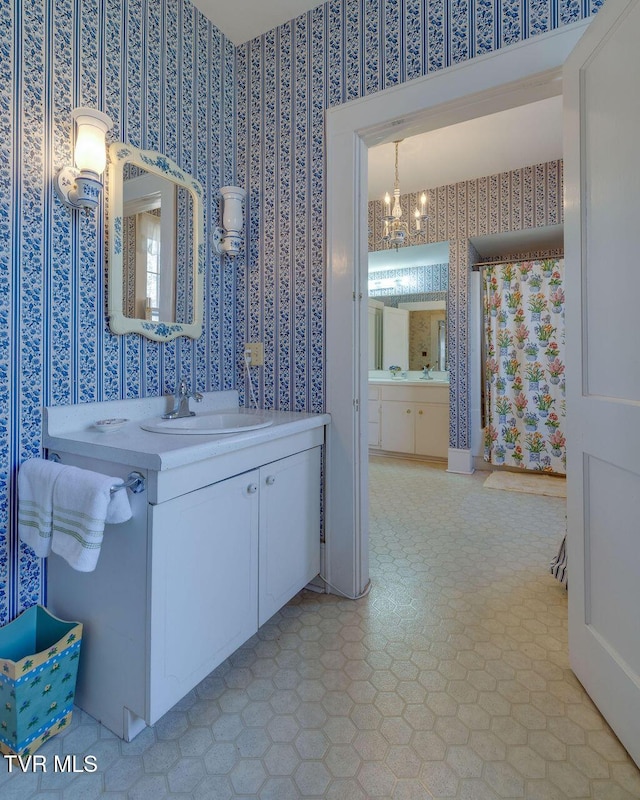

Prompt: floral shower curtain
[483,259,566,474]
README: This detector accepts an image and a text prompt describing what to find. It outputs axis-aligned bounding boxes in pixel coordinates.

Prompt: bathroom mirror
[107,143,204,341]
[368,298,447,371]
[367,242,449,372]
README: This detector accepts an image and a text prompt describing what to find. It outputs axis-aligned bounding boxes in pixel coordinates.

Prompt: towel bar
[47,453,145,495]
[113,472,145,495]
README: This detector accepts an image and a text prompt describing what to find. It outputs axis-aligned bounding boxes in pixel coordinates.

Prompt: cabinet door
[368,400,380,447]
[380,401,414,453]
[149,471,259,722]
[415,402,450,459]
[259,447,321,626]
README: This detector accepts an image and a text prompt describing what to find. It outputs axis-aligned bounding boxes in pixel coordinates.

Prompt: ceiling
[191,0,325,45]
[367,95,563,200]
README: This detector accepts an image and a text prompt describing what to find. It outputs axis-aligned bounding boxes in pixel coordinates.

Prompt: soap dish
[93,418,129,433]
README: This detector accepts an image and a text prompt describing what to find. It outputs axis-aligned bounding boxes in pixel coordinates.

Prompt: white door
[564,0,640,766]
[382,306,409,370]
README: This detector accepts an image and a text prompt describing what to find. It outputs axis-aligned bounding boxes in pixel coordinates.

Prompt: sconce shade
[214,185,246,256]
[55,106,113,213]
[73,108,112,174]
[221,186,245,234]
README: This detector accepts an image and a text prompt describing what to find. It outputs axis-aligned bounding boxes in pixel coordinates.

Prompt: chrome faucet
[421,365,432,380]
[163,379,203,419]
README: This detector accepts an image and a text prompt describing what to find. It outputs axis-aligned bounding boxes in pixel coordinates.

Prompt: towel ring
[47,453,145,495]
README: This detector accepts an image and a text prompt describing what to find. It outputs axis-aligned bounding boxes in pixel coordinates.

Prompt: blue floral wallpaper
[2,0,599,624]
[368,264,449,297]
[1,0,235,624]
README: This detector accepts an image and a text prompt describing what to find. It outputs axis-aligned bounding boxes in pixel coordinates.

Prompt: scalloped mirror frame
[107,143,205,342]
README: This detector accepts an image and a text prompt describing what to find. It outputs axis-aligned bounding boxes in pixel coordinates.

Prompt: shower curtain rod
[471,260,501,270]
[471,255,564,271]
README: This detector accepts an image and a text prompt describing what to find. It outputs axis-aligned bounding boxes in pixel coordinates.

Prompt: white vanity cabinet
[45,420,324,742]
[370,383,449,459]
[148,446,321,721]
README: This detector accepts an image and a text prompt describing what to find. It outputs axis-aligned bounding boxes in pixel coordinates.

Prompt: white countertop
[368,378,450,387]
[368,370,450,387]
[44,391,330,472]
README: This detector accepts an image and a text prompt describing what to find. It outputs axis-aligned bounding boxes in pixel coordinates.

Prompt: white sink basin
[140,411,274,435]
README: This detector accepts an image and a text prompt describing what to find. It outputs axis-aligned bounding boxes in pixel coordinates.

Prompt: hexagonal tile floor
[3,457,639,798]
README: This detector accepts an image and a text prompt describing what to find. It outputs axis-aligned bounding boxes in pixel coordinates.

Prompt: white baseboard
[447,448,475,474]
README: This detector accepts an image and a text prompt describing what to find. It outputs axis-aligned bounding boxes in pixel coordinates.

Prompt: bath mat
[483,470,566,498]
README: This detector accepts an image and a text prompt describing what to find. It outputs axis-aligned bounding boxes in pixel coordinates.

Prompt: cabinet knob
[247,483,258,494]
[418,410,423,415]
[406,409,411,414]
[265,475,276,486]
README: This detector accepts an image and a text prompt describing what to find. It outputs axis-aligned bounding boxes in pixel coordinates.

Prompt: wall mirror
[368,298,447,371]
[367,242,449,372]
[108,143,204,341]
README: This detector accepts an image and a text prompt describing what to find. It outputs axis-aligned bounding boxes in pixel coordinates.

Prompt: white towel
[18,458,133,572]
[51,463,132,572]
[18,458,67,557]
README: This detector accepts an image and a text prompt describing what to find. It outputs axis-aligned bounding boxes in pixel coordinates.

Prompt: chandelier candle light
[382,140,429,249]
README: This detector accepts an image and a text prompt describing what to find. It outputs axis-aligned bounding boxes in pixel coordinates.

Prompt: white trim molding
[447,448,475,475]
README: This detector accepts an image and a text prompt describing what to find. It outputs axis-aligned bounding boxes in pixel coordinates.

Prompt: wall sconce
[213,186,246,256]
[55,107,113,213]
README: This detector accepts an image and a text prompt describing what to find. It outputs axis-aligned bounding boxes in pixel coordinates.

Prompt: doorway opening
[324,20,590,601]
[365,107,564,471]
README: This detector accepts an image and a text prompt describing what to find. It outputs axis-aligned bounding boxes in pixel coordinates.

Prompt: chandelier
[382,140,429,249]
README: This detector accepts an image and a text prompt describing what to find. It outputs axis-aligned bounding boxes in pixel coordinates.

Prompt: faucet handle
[194,391,203,403]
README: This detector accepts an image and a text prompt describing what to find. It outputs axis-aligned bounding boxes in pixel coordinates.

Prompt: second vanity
[43,391,329,741]
[368,371,450,459]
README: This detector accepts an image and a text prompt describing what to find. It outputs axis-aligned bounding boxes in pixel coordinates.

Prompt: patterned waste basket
[0,605,82,755]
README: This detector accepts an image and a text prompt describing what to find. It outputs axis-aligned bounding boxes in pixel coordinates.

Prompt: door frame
[324,19,591,598]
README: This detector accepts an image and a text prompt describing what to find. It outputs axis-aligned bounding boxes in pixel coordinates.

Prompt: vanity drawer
[381,385,449,404]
